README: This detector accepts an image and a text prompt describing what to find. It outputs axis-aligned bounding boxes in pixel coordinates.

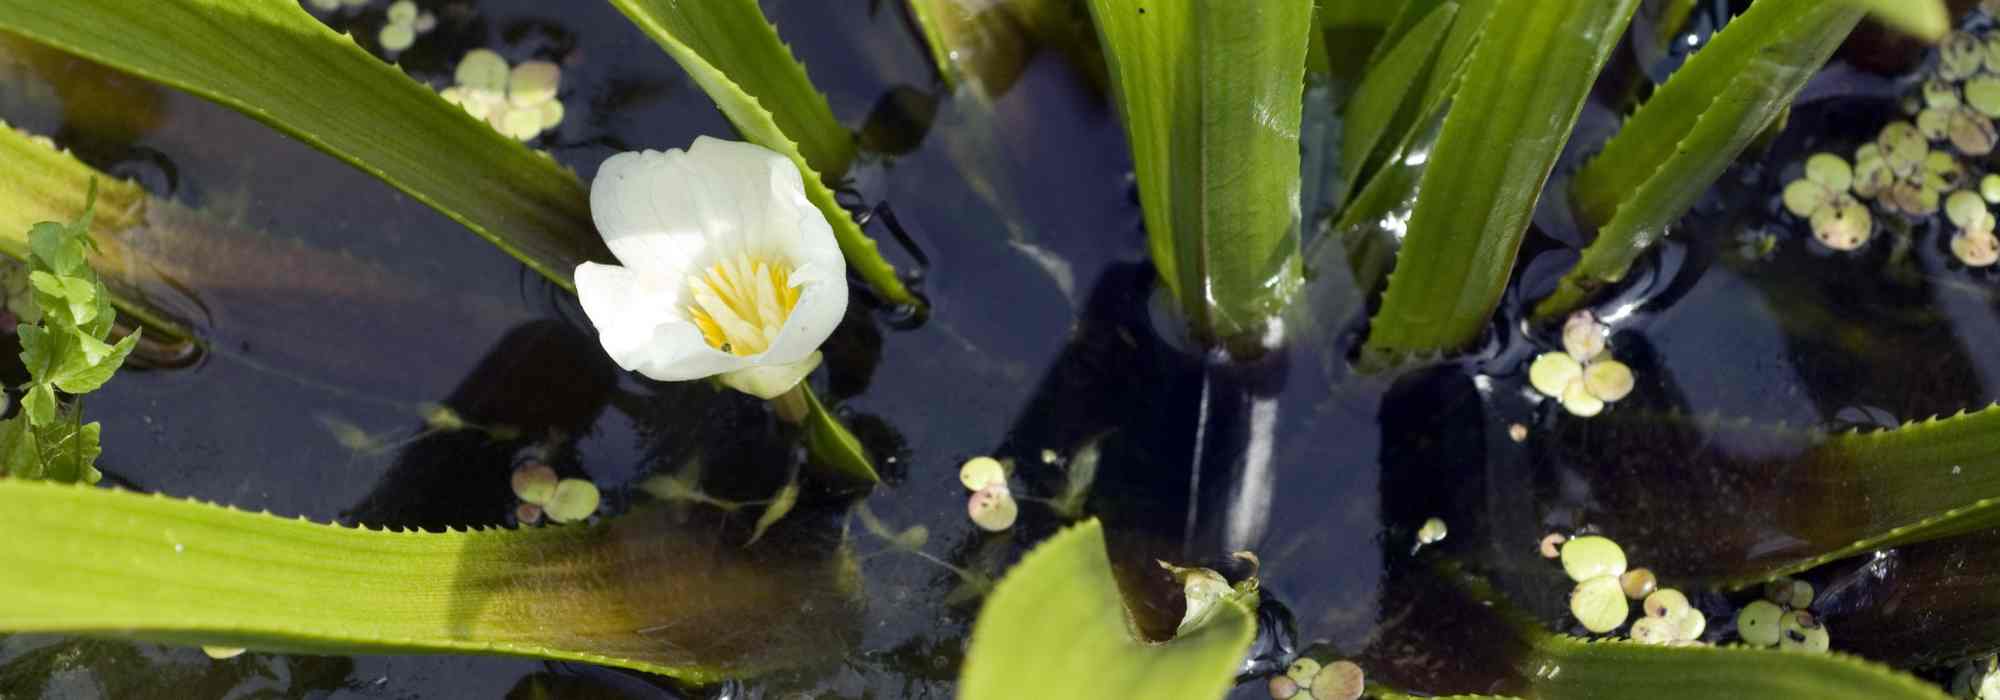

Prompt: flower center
[686,252,802,356]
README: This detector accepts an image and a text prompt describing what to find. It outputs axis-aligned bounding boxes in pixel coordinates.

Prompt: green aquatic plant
[0,184,137,484]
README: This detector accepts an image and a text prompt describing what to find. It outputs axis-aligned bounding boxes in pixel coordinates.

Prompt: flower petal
[718,351,822,399]
[761,258,848,364]
[590,136,836,273]
[575,262,746,381]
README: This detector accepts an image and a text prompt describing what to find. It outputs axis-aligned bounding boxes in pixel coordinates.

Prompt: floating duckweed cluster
[439,49,565,142]
[1527,311,1635,418]
[1780,23,2000,265]
[377,1,437,54]
[1415,517,1448,547]
[959,456,1019,532]
[1544,533,1706,643]
[1267,657,1365,700]
[1735,576,1829,653]
[509,461,598,525]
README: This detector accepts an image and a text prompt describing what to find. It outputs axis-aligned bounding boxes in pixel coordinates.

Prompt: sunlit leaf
[0,480,862,681]
[1085,0,1311,346]
[1363,0,1639,360]
[959,519,1255,700]
[608,0,921,309]
[0,0,606,289]
[1537,0,1865,320]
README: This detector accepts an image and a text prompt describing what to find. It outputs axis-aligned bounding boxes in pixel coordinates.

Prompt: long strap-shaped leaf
[1362,0,1638,359]
[1337,1,1458,207]
[957,519,1255,700]
[1536,0,1865,320]
[0,480,862,682]
[608,0,920,309]
[1085,0,1311,347]
[0,124,189,342]
[0,0,607,290]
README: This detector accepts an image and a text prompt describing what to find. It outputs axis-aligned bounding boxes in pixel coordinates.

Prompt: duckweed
[1779,610,1831,653]
[1286,658,1322,687]
[960,456,1006,491]
[1582,360,1635,402]
[1643,588,1689,619]
[201,645,247,660]
[1628,616,1674,645]
[1312,661,1365,700]
[1619,568,1656,600]
[545,478,600,523]
[1539,532,1567,559]
[1569,575,1629,634]
[1560,535,1627,582]
[1561,310,1606,361]
[1737,600,1785,647]
[510,462,558,505]
[968,485,1019,531]
[1559,380,1605,418]
[1416,517,1448,546]
[1528,352,1584,398]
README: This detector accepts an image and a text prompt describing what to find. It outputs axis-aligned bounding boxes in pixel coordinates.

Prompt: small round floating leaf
[414,11,438,32]
[455,49,509,92]
[1560,535,1627,582]
[1949,190,1989,228]
[1269,675,1300,700]
[959,456,1007,491]
[1953,232,2000,267]
[1582,360,1634,403]
[1926,79,1963,109]
[545,478,600,523]
[1310,661,1364,700]
[1945,32,1986,80]
[1528,352,1583,397]
[387,0,417,24]
[1919,108,1953,141]
[1804,153,1852,191]
[1781,180,1830,218]
[1738,600,1784,647]
[1643,588,1689,619]
[967,486,1018,532]
[510,462,558,505]
[1882,121,1928,177]
[1853,157,1893,199]
[1670,607,1706,641]
[378,23,414,52]
[1628,616,1674,645]
[202,645,246,659]
[1416,517,1448,545]
[1561,310,1605,361]
[1569,575,1629,634]
[1539,533,1566,559]
[1811,194,1872,251]
[1951,107,1999,156]
[508,61,561,107]
[1983,174,2000,203]
[515,501,542,525]
[1926,150,1967,187]
[1970,75,2000,118]
[1764,577,1797,606]
[1779,610,1827,653]
[1286,658,1322,688]
[1619,568,1657,600]
[500,107,544,141]
[1560,379,1605,417]
[1788,580,1815,609]
[539,100,565,130]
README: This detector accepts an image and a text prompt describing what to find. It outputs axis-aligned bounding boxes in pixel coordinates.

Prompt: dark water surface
[4,0,2000,698]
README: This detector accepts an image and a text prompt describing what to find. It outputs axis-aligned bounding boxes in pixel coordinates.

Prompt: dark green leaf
[1339,2,1457,205]
[1085,0,1312,345]
[36,418,100,485]
[800,384,879,486]
[1363,0,1639,358]
[0,0,606,289]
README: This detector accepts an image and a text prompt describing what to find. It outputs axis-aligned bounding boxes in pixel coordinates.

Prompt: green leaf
[0,126,191,343]
[904,0,1032,99]
[20,384,55,428]
[1085,0,1311,346]
[1363,0,1639,359]
[1824,528,2000,666]
[959,520,1255,700]
[1839,0,1949,43]
[0,414,40,480]
[27,223,82,275]
[17,323,55,381]
[1338,1,1458,205]
[745,476,799,547]
[799,384,880,486]
[1537,0,1865,320]
[0,0,606,290]
[0,479,863,681]
[607,0,921,309]
[51,331,137,395]
[36,418,101,485]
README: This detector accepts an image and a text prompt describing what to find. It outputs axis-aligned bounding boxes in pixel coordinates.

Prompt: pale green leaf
[1539,0,1865,320]
[800,384,879,486]
[51,331,137,395]
[20,383,54,428]
[745,476,799,547]
[1364,0,1639,359]
[0,479,863,681]
[1085,0,1311,346]
[959,520,1254,700]
[607,0,920,308]
[0,0,606,289]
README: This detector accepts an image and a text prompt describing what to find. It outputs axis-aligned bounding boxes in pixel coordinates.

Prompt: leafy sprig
[0,181,138,484]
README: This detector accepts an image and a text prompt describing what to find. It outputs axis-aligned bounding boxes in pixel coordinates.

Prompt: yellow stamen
[685,253,801,356]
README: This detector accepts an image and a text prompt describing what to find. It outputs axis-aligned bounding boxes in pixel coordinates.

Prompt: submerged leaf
[959,520,1255,700]
[0,0,606,288]
[1364,0,1639,359]
[607,0,920,308]
[1085,0,1311,346]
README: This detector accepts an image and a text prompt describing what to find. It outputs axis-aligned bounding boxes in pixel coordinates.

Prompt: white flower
[576,136,848,399]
